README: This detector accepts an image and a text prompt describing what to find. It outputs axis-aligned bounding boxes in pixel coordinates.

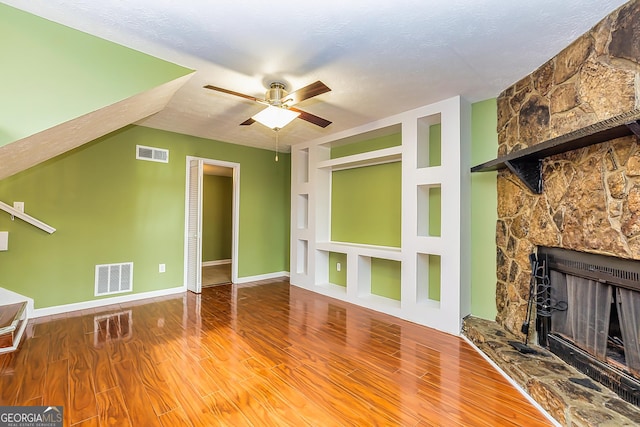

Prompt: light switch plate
[13,202,24,212]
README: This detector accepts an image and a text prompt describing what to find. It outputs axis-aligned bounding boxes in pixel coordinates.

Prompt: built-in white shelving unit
[290,96,470,335]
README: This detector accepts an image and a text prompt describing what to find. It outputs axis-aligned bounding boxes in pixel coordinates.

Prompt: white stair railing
[0,201,55,234]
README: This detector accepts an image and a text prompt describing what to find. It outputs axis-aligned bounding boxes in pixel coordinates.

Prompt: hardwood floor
[0,279,553,426]
[202,264,232,287]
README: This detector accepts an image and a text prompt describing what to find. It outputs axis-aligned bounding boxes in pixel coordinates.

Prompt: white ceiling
[2,0,630,152]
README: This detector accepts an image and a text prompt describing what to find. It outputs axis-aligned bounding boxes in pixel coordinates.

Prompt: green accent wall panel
[331,133,401,159]
[0,4,192,148]
[429,124,442,167]
[202,175,233,262]
[328,252,347,287]
[471,98,498,320]
[428,186,441,237]
[331,162,401,247]
[371,258,401,301]
[0,126,290,309]
[428,255,441,301]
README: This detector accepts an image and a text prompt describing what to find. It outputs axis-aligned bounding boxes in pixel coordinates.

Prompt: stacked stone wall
[495,1,640,333]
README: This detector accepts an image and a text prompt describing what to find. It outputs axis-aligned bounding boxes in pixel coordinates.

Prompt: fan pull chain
[275,129,279,162]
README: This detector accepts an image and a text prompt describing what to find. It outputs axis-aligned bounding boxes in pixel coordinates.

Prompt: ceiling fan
[203,80,332,129]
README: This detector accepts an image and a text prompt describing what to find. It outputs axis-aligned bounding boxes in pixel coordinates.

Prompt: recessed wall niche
[298,148,309,183]
[417,253,441,303]
[417,184,441,237]
[331,161,401,247]
[417,113,442,168]
[296,239,308,274]
[297,194,308,230]
[328,251,347,287]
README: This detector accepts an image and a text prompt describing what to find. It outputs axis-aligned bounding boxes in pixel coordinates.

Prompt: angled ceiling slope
[0,75,193,181]
[0,3,194,179]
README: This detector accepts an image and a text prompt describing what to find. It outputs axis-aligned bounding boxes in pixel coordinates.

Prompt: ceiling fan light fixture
[252,105,300,130]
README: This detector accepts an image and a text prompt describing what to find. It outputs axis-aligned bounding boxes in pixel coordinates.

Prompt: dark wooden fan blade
[203,85,259,102]
[289,107,332,128]
[285,81,331,106]
[240,118,255,126]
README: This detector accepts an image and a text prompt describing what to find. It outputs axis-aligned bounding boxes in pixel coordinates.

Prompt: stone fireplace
[465,1,640,425]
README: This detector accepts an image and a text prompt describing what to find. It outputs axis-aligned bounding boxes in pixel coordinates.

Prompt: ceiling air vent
[95,262,133,296]
[136,145,169,163]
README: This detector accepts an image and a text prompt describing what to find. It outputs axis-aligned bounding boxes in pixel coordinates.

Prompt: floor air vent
[136,145,169,163]
[95,262,133,296]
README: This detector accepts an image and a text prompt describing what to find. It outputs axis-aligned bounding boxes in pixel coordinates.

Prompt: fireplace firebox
[536,247,640,407]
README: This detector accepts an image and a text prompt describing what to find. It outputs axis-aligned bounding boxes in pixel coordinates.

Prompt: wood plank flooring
[0,279,553,426]
[202,264,232,287]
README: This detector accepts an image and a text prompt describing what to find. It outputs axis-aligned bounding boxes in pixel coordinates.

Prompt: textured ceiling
[2,0,630,152]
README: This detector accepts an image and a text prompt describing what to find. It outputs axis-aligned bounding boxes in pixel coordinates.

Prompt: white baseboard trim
[202,259,231,267]
[461,335,561,427]
[32,285,187,318]
[234,271,290,284]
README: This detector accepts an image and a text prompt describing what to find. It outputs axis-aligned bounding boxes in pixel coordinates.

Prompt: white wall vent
[95,262,133,296]
[136,145,169,163]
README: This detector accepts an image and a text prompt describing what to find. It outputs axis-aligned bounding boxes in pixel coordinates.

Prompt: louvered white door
[187,159,203,293]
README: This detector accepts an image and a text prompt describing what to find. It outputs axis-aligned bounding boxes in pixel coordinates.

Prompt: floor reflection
[0,279,554,426]
[93,310,132,347]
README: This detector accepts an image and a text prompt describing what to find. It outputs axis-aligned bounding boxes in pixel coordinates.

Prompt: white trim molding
[202,259,231,267]
[32,285,186,318]
[234,271,290,284]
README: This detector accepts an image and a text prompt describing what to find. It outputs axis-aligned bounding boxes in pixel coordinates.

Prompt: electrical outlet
[159,263,166,273]
[336,262,341,272]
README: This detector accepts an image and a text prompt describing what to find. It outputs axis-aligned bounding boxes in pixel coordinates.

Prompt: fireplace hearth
[537,246,640,407]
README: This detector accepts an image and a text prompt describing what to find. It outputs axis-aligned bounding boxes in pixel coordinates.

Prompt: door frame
[184,156,240,292]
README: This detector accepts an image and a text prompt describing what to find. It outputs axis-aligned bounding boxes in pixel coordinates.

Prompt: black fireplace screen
[550,272,611,360]
[539,246,640,379]
[618,287,640,377]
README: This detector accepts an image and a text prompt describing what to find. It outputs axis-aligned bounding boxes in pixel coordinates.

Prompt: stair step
[0,301,27,350]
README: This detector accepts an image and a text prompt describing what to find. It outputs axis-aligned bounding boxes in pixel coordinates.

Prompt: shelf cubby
[297,194,309,230]
[417,113,442,169]
[298,148,309,184]
[417,253,441,304]
[296,239,308,275]
[417,184,441,238]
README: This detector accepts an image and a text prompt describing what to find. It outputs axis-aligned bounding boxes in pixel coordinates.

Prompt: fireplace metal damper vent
[536,246,640,407]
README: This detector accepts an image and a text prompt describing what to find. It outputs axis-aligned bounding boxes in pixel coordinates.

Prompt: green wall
[328,252,347,287]
[331,134,401,159]
[0,126,290,309]
[470,99,498,320]
[371,258,401,300]
[202,175,233,262]
[331,162,401,247]
[0,4,191,147]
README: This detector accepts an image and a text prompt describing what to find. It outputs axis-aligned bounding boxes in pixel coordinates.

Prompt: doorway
[184,157,240,293]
